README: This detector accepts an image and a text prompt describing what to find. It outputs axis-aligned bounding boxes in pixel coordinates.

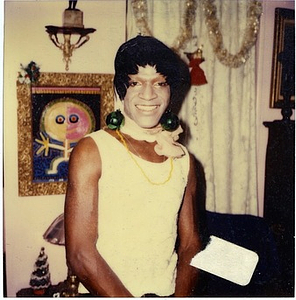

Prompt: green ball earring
[106,109,124,130]
[160,111,180,132]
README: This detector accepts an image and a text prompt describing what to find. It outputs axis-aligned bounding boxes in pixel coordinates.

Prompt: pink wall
[256,0,294,216]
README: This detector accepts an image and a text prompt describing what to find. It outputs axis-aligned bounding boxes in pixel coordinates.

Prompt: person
[64,35,201,297]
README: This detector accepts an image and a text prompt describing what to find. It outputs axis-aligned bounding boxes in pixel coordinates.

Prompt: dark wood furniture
[263,119,295,296]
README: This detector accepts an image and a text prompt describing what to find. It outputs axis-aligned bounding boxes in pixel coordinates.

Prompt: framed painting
[270,8,295,108]
[17,73,114,196]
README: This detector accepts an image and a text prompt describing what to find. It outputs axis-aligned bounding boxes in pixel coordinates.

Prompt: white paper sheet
[190,235,259,286]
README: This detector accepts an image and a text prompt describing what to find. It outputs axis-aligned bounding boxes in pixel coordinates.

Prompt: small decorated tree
[29,247,51,295]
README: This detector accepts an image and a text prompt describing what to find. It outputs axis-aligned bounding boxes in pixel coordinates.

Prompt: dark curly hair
[113,36,190,108]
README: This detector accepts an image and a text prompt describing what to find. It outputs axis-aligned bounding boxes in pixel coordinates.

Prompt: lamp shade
[43,213,65,246]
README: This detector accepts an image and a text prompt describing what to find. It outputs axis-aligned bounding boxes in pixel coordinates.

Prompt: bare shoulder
[70,136,98,162]
[68,136,101,180]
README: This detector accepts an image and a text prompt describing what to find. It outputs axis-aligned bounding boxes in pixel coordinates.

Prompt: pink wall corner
[256,0,294,216]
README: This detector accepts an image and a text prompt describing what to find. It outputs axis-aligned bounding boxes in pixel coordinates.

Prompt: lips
[136,105,160,112]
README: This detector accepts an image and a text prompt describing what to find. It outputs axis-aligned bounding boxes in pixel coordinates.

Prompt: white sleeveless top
[83,130,190,297]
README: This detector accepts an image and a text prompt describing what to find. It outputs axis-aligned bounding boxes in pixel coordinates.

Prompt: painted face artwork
[34,98,95,176]
[42,99,95,143]
[123,65,170,129]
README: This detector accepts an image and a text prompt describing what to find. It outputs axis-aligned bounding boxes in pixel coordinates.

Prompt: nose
[139,83,157,101]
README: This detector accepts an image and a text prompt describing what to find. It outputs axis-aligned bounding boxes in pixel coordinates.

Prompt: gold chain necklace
[116,129,174,186]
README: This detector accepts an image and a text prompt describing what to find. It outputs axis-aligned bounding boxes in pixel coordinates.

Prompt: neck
[118,111,185,159]
[120,112,163,143]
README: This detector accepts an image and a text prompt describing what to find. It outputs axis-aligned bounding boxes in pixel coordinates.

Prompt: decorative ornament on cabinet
[43,215,80,297]
[29,247,51,296]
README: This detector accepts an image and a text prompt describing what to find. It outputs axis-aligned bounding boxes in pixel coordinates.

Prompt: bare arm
[174,154,201,297]
[64,137,133,297]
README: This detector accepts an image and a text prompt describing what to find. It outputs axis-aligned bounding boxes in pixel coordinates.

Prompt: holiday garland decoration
[131,0,152,37]
[17,61,40,84]
[131,0,262,68]
[131,0,198,53]
[202,0,262,68]
[171,0,198,52]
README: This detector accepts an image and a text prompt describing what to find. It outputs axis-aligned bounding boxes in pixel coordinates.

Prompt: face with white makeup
[123,65,170,129]
[114,36,191,129]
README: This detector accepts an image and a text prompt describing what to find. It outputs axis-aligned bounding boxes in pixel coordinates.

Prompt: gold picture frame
[270,8,295,108]
[17,73,114,196]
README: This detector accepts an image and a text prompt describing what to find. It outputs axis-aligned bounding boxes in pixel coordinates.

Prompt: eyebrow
[128,74,167,81]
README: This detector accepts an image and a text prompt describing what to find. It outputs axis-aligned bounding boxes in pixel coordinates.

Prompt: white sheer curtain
[127,0,258,215]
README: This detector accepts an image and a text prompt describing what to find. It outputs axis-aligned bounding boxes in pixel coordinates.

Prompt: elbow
[178,234,201,263]
[65,241,94,278]
[66,247,79,273]
[66,244,83,275]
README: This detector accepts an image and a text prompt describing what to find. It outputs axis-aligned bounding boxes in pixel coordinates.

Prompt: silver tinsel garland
[202,0,262,68]
[131,0,198,53]
[131,0,262,68]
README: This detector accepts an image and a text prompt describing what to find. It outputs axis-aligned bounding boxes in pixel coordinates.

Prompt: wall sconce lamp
[45,2,96,71]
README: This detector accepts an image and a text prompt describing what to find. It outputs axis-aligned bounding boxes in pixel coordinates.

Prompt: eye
[156,81,168,87]
[129,81,140,87]
[56,115,65,124]
[69,114,79,123]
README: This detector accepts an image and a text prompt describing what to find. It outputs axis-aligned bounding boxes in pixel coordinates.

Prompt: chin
[137,119,160,129]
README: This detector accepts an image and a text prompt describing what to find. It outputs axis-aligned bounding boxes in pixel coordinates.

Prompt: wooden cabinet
[263,119,295,296]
